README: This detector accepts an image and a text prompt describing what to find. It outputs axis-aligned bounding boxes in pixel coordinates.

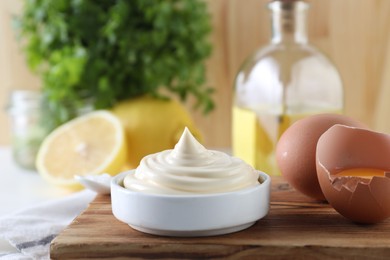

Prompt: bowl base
[129,222,256,237]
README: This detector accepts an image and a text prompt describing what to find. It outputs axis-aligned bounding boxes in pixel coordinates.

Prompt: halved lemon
[36,110,127,190]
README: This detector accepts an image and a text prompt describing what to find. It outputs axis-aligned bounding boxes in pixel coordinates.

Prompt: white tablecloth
[0,146,81,256]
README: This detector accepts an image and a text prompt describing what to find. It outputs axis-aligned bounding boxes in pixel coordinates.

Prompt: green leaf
[14,0,214,128]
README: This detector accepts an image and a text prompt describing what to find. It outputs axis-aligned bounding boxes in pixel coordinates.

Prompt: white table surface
[0,146,73,216]
[0,146,73,254]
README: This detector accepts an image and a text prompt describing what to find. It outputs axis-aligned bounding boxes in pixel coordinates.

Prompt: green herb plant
[15,0,214,129]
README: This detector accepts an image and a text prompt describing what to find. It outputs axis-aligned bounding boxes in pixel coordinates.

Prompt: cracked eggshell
[316,124,390,224]
[276,114,365,201]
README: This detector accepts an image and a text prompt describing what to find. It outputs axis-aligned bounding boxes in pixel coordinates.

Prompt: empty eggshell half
[316,124,390,224]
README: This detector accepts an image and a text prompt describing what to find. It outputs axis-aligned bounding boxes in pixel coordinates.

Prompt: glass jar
[7,91,96,170]
[7,90,48,170]
[232,0,344,175]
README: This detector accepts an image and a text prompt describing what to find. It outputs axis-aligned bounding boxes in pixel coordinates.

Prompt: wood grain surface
[51,177,390,259]
[2,0,390,147]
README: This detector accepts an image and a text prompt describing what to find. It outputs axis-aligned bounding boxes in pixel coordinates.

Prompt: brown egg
[316,125,390,224]
[276,114,365,200]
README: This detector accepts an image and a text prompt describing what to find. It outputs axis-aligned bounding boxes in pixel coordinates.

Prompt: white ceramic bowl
[111,170,271,237]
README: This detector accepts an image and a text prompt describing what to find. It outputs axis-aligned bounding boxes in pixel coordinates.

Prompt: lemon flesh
[36,110,127,189]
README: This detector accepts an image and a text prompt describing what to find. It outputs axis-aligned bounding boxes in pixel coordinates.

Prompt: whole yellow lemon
[111,95,202,168]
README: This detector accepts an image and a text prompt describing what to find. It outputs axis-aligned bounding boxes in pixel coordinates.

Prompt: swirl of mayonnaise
[123,127,259,194]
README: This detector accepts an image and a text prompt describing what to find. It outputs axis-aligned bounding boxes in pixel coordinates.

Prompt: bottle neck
[268,0,309,45]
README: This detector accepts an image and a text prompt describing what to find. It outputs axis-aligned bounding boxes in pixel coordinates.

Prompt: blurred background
[1,0,390,149]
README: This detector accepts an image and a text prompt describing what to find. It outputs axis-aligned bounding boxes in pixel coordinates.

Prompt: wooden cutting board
[50,177,390,259]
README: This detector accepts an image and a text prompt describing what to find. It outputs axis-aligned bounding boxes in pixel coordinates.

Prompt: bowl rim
[111,170,271,199]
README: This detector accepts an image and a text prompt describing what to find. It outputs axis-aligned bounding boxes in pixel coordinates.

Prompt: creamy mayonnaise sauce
[123,127,259,195]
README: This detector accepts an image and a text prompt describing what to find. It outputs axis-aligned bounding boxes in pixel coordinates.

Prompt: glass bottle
[232,0,343,175]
